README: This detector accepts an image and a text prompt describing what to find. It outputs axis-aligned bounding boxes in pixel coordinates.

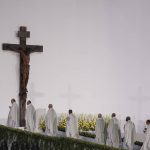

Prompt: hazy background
[0,0,150,132]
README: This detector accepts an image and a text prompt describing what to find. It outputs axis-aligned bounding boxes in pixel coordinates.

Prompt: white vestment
[141,125,150,150]
[7,102,19,128]
[66,113,78,138]
[25,104,35,132]
[124,120,136,150]
[45,108,57,136]
[7,107,12,127]
[106,117,121,148]
[95,118,105,144]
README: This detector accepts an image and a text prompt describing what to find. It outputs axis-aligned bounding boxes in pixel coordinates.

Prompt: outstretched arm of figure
[2,44,22,52]
[3,44,29,63]
[26,45,43,53]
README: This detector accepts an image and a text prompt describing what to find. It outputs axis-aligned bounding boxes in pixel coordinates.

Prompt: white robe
[25,104,35,132]
[7,102,19,128]
[45,108,57,136]
[66,113,78,138]
[7,107,12,127]
[124,120,136,150]
[95,118,105,144]
[106,117,121,148]
[141,125,150,150]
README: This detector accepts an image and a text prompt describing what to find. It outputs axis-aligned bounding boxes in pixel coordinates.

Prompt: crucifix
[2,26,43,126]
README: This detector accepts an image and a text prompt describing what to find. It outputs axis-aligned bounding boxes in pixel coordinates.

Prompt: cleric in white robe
[45,104,57,136]
[141,120,150,150]
[123,116,136,150]
[106,113,121,148]
[66,109,79,138]
[7,99,19,128]
[95,113,105,144]
[25,100,35,132]
[7,106,12,127]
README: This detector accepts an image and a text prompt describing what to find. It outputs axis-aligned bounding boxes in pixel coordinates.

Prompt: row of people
[7,99,150,150]
[96,114,149,150]
[7,99,57,135]
[7,99,78,137]
[95,113,135,149]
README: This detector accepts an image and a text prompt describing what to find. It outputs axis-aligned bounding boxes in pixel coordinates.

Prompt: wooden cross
[2,26,43,126]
